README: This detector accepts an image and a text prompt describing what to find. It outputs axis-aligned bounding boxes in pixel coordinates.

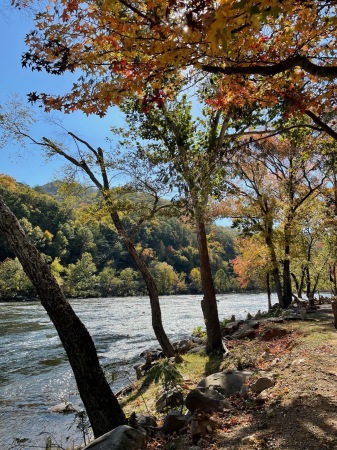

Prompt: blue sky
[0,8,126,186]
[0,8,231,229]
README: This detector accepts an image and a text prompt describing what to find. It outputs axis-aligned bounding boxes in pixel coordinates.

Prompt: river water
[0,293,274,449]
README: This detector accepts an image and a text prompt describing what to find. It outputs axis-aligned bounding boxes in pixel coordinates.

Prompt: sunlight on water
[0,293,273,448]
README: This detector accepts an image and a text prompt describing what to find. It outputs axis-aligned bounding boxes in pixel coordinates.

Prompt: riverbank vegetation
[118,306,337,450]
[2,0,337,444]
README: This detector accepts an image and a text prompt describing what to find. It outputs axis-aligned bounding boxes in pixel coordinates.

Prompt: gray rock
[263,318,284,323]
[185,388,231,413]
[231,323,256,340]
[132,413,157,429]
[255,390,270,403]
[250,377,274,394]
[140,348,164,362]
[222,320,244,335]
[161,410,188,434]
[198,371,251,396]
[173,339,194,354]
[156,388,183,413]
[247,320,260,329]
[187,345,205,354]
[49,402,78,414]
[190,336,205,345]
[83,425,146,450]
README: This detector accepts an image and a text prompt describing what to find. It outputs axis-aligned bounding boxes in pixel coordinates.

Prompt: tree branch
[202,55,337,79]
[305,109,337,141]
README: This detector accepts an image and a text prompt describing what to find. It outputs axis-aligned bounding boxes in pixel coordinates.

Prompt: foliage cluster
[0,175,238,300]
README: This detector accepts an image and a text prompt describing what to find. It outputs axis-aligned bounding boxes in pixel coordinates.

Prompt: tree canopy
[16,0,337,119]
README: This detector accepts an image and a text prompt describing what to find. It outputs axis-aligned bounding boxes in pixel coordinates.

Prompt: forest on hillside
[0,175,238,300]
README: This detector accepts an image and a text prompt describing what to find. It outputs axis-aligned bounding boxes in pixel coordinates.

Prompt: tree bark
[0,197,126,438]
[265,227,284,307]
[283,221,293,307]
[332,301,337,329]
[267,272,272,311]
[109,211,176,358]
[196,218,224,354]
[291,272,300,298]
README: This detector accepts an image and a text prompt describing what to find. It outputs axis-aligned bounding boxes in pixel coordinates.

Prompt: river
[0,293,274,449]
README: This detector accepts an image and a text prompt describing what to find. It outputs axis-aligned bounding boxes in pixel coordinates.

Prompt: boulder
[140,348,164,362]
[250,377,274,394]
[222,320,244,335]
[173,339,194,354]
[156,388,184,413]
[129,412,157,429]
[161,410,188,434]
[198,371,251,396]
[83,425,146,450]
[190,336,205,345]
[49,402,78,414]
[185,388,231,413]
[230,323,257,340]
[187,346,205,354]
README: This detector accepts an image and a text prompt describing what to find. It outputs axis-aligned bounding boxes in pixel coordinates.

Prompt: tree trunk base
[332,301,337,329]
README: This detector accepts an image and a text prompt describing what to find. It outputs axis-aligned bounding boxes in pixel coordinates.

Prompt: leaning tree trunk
[109,211,175,358]
[196,218,224,354]
[0,198,126,438]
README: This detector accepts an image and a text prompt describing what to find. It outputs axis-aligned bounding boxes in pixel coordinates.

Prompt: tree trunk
[283,260,292,307]
[332,263,337,296]
[266,272,272,311]
[298,270,306,299]
[196,218,224,354]
[0,198,126,438]
[265,230,284,307]
[291,272,300,298]
[109,211,175,358]
[332,301,337,328]
[283,222,292,308]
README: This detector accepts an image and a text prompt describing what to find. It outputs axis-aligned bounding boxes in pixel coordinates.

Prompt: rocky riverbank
[81,302,337,450]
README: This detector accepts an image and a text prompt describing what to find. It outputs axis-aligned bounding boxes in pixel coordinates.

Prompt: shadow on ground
[217,391,337,449]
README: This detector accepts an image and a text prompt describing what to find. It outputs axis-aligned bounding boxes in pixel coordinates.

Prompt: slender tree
[120,95,232,353]
[0,98,175,356]
[0,197,126,438]
[27,132,176,357]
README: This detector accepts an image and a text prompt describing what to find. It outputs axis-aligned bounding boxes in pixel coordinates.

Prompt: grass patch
[120,353,225,417]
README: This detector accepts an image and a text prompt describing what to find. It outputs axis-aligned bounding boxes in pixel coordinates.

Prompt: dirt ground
[145,305,337,450]
[216,306,337,450]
